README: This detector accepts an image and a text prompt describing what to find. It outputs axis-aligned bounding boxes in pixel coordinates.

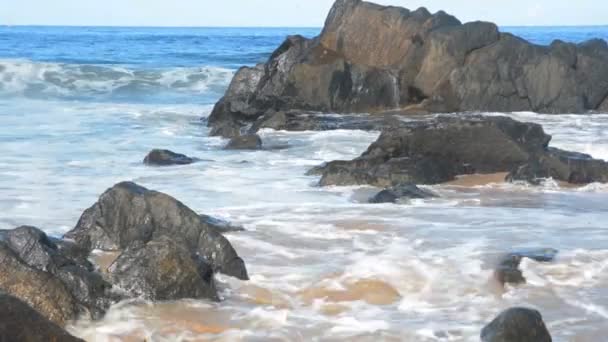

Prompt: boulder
[494,248,558,286]
[311,116,608,187]
[225,134,263,150]
[481,307,552,342]
[0,293,84,342]
[0,226,113,324]
[369,184,437,203]
[64,182,248,280]
[208,0,608,137]
[143,149,196,166]
[108,237,219,301]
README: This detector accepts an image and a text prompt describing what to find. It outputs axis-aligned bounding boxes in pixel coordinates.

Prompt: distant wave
[0,59,234,99]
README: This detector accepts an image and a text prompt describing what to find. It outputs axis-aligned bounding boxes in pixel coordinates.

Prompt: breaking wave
[0,59,234,100]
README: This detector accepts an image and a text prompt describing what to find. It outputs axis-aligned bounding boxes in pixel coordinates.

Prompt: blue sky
[3,0,607,27]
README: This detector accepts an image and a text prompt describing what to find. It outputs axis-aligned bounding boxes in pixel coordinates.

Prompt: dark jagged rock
[481,307,552,342]
[108,237,219,301]
[0,293,84,342]
[143,149,196,166]
[370,184,437,203]
[310,116,608,187]
[64,182,248,280]
[225,134,263,150]
[0,226,113,324]
[208,0,608,137]
[494,248,558,286]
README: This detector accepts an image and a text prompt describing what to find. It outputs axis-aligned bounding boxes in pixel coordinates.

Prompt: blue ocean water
[1,26,608,341]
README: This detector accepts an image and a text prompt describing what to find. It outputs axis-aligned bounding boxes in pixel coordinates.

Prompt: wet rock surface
[64,181,248,280]
[311,116,608,187]
[494,248,558,286]
[481,307,552,342]
[108,237,219,301]
[208,0,608,137]
[144,149,196,166]
[369,184,437,203]
[0,293,84,342]
[225,134,263,150]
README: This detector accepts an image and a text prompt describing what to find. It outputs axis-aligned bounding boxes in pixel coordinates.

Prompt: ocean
[1,26,608,341]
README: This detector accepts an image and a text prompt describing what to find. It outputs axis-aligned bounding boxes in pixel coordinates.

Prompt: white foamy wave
[0,59,234,99]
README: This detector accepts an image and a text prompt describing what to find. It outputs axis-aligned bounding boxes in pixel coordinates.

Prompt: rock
[225,134,263,150]
[208,0,608,137]
[481,307,552,342]
[370,184,437,203]
[64,182,248,280]
[143,149,196,166]
[0,292,84,342]
[311,116,608,187]
[494,248,558,286]
[108,237,219,301]
[0,226,113,323]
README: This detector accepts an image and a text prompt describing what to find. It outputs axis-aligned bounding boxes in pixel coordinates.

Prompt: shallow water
[1,26,608,341]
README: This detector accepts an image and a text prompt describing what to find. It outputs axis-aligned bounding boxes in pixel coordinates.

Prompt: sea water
[1,26,607,341]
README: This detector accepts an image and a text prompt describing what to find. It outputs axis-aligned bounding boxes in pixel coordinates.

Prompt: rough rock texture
[208,0,608,137]
[108,237,218,301]
[0,293,84,342]
[64,182,248,280]
[369,184,437,203]
[495,248,558,286]
[0,226,113,325]
[481,307,552,342]
[310,116,608,187]
[225,134,263,150]
[143,149,196,166]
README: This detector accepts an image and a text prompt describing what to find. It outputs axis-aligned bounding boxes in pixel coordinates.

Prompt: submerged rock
[64,181,248,280]
[143,149,196,166]
[370,184,437,203]
[311,116,608,187]
[481,307,552,342]
[0,293,84,342]
[0,226,113,324]
[108,237,219,301]
[225,134,263,150]
[208,0,608,137]
[494,248,558,286]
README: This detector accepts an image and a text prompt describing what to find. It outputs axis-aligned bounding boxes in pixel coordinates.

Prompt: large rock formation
[64,182,248,280]
[481,307,552,342]
[0,293,84,342]
[309,116,608,187]
[0,226,113,325]
[208,0,608,137]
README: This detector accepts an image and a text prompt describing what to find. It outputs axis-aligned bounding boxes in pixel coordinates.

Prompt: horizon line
[3,24,608,29]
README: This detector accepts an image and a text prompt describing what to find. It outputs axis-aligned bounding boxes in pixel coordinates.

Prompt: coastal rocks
[225,134,263,150]
[143,149,196,166]
[108,237,219,301]
[208,0,608,137]
[0,293,84,342]
[369,184,437,203]
[481,307,552,342]
[311,116,608,187]
[494,248,558,286]
[0,226,113,324]
[64,181,248,280]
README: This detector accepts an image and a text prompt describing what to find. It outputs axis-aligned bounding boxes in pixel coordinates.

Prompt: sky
[3,0,607,27]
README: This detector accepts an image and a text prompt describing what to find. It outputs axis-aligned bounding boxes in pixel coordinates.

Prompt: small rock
[494,248,558,286]
[143,149,196,166]
[225,134,263,150]
[481,307,552,342]
[370,183,438,203]
[0,292,84,341]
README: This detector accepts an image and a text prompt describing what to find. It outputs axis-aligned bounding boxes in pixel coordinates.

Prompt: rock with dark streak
[64,182,248,280]
[208,0,608,137]
[481,307,552,342]
[370,184,438,203]
[0,293,84,342]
